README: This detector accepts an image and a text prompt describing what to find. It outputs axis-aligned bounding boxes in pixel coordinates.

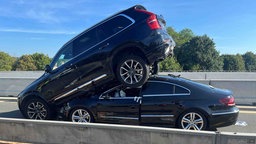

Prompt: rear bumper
[208,107,239,128]
[146,39,174,64]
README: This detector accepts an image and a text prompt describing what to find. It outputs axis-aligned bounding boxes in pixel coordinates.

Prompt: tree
[159,57,182,71]
[167,27,194,47]
[0,51,15,71]
[32,53,51,70]
[13,53,51,71]
[242,52,256,71]
[221,54,245,71]
[13,55,37,71]
[176,35,223,71]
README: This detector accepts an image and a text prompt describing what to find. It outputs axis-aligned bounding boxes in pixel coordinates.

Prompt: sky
[0,0,256,58]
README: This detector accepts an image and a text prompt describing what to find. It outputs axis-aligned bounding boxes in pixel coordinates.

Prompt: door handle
[99,43,109,50]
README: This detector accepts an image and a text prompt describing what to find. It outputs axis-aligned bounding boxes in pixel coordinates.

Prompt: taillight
[219,96,235,106]
[135,9,161,30]
[147,14,161,30]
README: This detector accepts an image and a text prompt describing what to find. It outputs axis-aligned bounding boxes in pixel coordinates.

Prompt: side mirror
[45,65,52,73]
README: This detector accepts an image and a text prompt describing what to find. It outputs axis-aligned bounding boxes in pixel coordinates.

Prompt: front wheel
[69,107,94,123]
[23,98,51,120]
[178,110,208,131]
[116,55,149,88]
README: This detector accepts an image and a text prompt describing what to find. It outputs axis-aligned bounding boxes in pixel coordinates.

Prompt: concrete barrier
[0,118,255,144]
[0,71,256,105]
[0,71,43,97]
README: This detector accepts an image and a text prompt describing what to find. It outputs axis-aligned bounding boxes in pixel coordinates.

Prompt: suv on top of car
[17,5,175,120]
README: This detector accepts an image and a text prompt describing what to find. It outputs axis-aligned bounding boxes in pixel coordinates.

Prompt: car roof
[148,75,213,90]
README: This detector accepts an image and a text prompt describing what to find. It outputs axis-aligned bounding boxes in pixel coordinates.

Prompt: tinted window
[99,15,133,40]
[142,82,174,96]
[174,85,190,94]
[73,28,99,56]
[51,42,74,70]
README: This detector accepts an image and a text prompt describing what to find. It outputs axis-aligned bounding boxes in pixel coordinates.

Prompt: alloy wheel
[27,101,47,120]
[120,59,143,85]
[71,109,91,123]
[181,112,205,130]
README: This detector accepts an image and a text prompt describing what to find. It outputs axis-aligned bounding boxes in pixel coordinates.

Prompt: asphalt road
[0,97,255,133]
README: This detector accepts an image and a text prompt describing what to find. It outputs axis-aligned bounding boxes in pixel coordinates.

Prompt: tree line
[0,52,51,71]
[159,27,256,72]
[0,27,255,71]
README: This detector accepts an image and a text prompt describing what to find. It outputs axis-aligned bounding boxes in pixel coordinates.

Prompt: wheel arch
[176,107,210,129]
[110,43,149,73]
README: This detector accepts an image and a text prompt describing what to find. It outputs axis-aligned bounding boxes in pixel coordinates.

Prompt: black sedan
[59,75,239,131]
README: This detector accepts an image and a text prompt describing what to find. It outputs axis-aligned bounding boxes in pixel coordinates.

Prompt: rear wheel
[178,110,208,131]
[116,55,149,88]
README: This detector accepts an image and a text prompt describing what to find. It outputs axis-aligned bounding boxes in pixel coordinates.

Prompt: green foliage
[13,53,51,71]
[167,27,194,47]
[176,35,223,71]
[242,52,256,71]
[32,53,51,70]
[0,51,15,71]
[13,55,37,71]
[159,57,182,71]
[221,54,245,71]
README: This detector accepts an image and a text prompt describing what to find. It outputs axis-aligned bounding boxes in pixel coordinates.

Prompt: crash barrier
[0,118,255,144]
[0,71,256,105]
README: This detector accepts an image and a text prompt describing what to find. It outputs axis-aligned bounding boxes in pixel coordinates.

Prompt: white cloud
[0,28,76,35]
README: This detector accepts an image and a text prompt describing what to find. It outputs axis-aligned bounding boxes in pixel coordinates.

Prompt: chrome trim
[99,116,138,120]
[212,109,239,116]
[54,74,107,101]
[101,97,135,100]
[141,114,174,118]
[143,93,190,97]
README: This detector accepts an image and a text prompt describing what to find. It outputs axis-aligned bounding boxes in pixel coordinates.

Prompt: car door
[140,81,190,125]
[96,86,140,125]
[40,42,82,102]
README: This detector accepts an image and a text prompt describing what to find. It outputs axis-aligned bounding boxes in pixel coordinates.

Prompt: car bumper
[208,107,239,128]
[146,40,174,64]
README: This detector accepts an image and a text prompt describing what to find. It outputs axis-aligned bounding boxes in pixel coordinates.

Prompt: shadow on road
[0,110,23,119]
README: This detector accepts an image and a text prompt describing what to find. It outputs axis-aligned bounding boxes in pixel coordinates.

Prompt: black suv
[18,5,175,120]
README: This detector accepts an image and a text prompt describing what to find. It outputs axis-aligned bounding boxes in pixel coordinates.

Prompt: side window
[100,86,140,99]
[174,85,190,94]
[101,86,127,98]
[51,43,74,70]
[73,28,99,56]
[142,82,174,96]
[99,15,133,41]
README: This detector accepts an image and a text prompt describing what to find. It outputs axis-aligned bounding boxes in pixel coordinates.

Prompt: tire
[178,110,208,131]
[23,98,51,120]
[69,107,94,123]
[116,55,149,88]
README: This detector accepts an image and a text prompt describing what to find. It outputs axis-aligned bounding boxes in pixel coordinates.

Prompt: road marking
[240,110,256,114]
[237,105,256,109]
[0,100,16,103]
